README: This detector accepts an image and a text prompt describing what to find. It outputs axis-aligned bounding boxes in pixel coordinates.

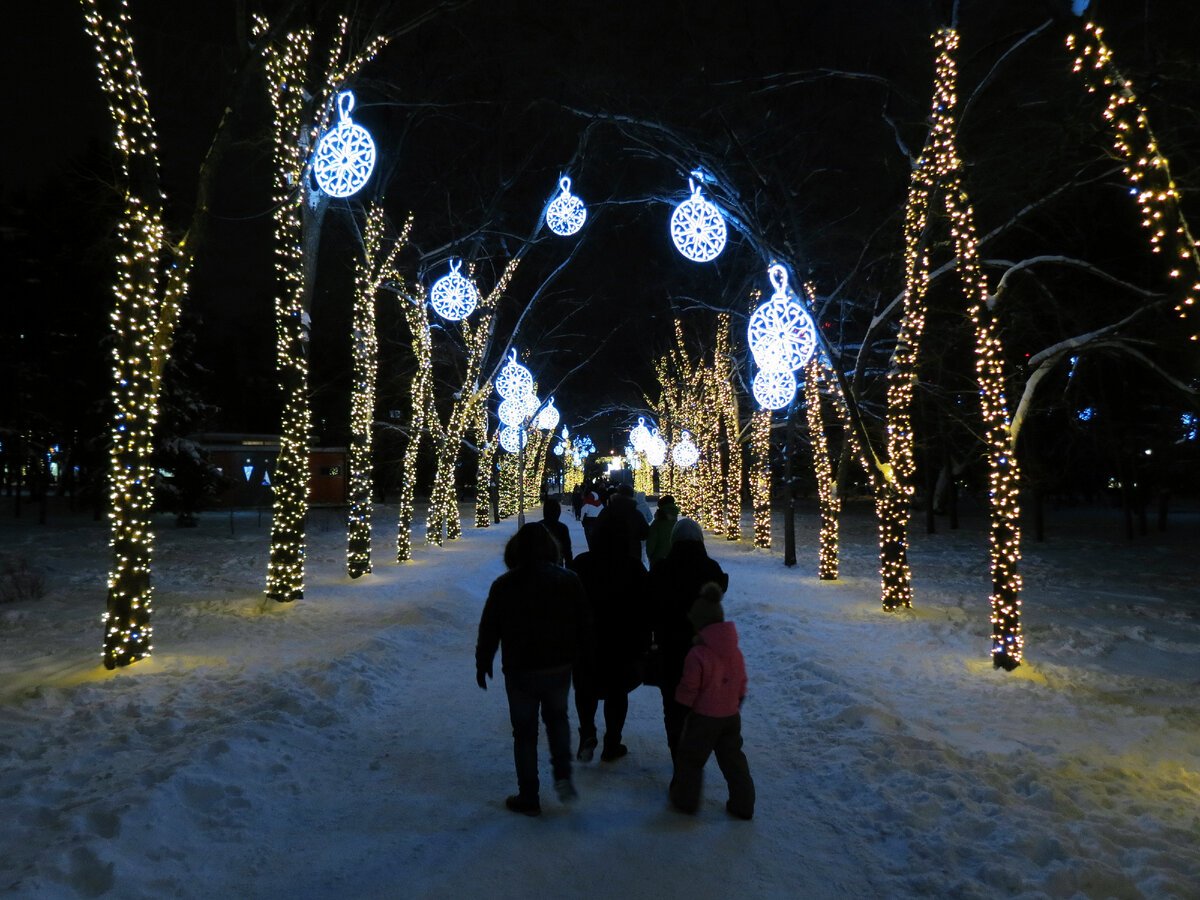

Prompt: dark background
[3,0,1198,507]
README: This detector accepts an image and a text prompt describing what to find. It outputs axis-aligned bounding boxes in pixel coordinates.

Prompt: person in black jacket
[596,483,650,562]
[539,497,573,566]
[569,517,650,763]
[646,517,729,761]
[476,523,592,816]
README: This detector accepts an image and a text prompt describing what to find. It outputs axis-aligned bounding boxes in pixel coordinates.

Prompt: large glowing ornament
[752,368,797,410]
[311,91,376,198]
[495,349,534,399]
[748,265,817,373]
[498,395,532,428]
[430,260,479,321]
[672,430,700,468]
[645,429,667,467]
[670,176,727,262]
[546,176,587,236]
[499,425,528,454]
[629,417,652,453]
[534,397,560,431]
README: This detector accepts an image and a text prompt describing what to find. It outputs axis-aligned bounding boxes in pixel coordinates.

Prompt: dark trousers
[658,681,690,757]
[505,668,573,800]
[669,712,755,818]
[575,689,629,748]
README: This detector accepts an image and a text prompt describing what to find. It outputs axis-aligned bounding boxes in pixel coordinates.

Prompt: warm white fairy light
[84,0,182,667]
[429,259,479,321]
[749,409,772,548]
[311,90,375,198]
[670,176,727,262]
[1067,24,1200,342]
[546,176,587,236]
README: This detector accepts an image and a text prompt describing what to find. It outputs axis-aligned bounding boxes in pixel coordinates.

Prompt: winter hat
[657,495,679,518]
[688,581,726,631]
[671,516,704,545]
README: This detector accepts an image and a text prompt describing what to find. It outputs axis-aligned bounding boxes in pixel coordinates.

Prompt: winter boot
[505,794,541,817]
[554,778,579,804]
[576,727,598,762]
[600,741,628,762]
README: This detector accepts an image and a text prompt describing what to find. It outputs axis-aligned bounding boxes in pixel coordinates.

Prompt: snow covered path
[1,503,1198,898]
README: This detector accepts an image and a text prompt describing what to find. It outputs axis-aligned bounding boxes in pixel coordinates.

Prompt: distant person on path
[569,518,650,763]
[597,483,650,562]
[647,517,729,760]
[476,523,592,817]
[579,481,605,549]
[571,486,584,521]
[670,582,755,820]
[540,497,573,566]
[645,495,679,565]
[633,491,654,525]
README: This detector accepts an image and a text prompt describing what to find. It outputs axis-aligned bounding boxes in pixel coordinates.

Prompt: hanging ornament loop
[336,90,355,122]
[769,264,788,299]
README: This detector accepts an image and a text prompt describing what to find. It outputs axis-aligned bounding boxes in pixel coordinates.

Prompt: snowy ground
[1,498,1198,899]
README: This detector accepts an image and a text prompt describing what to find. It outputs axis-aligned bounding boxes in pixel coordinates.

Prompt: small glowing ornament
[645,430,667,467]
[311,91,376,198]
[670,176,727,262]
[499,425,528,454]
[748,265,818,372]
[545,176,586,236]
[752,368,797,410]
[495,350,534,399]
[430,260,479,321]
[553,443,564,457]
[629,417,652,453]
[672,431,700,468]
[535,397,560,431]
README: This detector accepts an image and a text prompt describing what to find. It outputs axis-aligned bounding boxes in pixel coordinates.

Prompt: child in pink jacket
[670,582,755,819]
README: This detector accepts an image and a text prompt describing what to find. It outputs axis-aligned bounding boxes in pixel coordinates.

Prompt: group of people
[475,488,755,820]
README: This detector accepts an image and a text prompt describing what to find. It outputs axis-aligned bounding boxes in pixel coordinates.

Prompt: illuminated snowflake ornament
[498,395,532,428]
[748,265,817,373]
[546,176,587,236]
[311,91,376,198]
[495,350,534,400]
[672,430,700,468]
[499,425,528,454]
[430,260,479,321]
[534,397,560,431]
[629,417,652,453]
[670,176,727,263]
[752,368,798,410]
[644,430,667,467]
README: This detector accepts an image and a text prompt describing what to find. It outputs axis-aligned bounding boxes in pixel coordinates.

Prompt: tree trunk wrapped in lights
[346,208,411,578]
[84,0,188,667]
[805,361,840,580]
[749,409,772,548]
[713,315,743,541]
[259,15,390,601]
[1068,22,1200,344]
[498,450,518,518]
[930,28,1024,669]
[474,408,496,528]
[425,259,520,545]
[395,280,434,562]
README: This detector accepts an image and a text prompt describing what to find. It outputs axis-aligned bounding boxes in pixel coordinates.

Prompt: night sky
[3,0,1198,485]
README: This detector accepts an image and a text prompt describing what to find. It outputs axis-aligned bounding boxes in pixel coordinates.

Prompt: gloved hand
[476,665,491,690]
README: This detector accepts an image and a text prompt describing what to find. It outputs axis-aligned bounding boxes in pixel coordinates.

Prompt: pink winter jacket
[674,621,747,717]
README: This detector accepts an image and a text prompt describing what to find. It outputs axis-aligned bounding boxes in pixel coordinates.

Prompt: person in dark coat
[476,523,592,816]
[569,517,650,763]
[646,517,729,761]
[540,497,573,566]
[571,486,584,521]
[645,495,679,565]
[596,483,650,562]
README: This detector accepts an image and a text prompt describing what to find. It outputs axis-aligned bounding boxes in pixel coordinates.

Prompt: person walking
[670,582,755,820]
[596,483,649,562]
[579,481,605,550]
[645,495,679,565]
[476,523,592,817]
[569,518,650,763]
[647,517,729,760]
[539,497,573,566]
